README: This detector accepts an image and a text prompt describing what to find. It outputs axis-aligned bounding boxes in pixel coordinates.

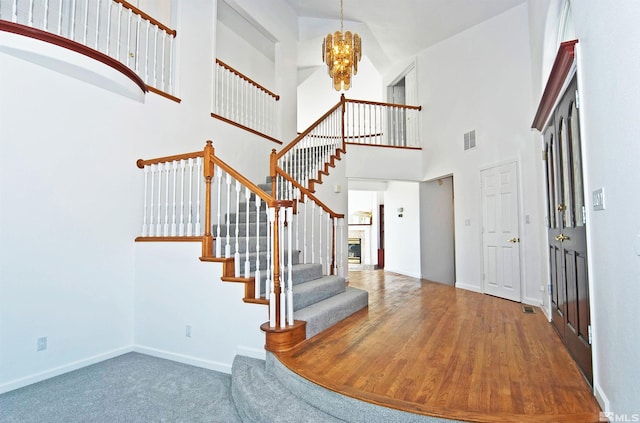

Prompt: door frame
[479,159,524,302]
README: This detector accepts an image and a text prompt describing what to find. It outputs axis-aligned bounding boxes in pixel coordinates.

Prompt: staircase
[210,179,368,344]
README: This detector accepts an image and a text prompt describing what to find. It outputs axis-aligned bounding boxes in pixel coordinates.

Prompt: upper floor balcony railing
[213,58,280,142]
[0,0,176,97]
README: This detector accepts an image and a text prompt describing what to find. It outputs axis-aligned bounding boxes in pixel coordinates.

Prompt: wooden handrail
[0,20,148,94]
[136,151,203,168]
[112,0,177,37]
[344,97,422,111]
[216,59,280,100]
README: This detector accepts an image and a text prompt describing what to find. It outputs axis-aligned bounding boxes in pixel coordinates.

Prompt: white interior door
[481,162,521,302]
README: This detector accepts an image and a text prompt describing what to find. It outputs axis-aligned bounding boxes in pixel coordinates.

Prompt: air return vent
[522,305,536,314]
[464,130,476,150]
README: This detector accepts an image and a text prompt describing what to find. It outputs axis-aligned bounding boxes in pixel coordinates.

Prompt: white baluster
[133,14,140,70]
[153,25,159,87]
[155,162,163,235]
[168,35,174,94]
[215,169,222,257]
[244,187,251,279]
[195,157,202,235]
[287,206,294,325]
[179,159,186,236]
[318,207,323,270]
[144,20,150,81]
[254,196,261,298]
[70,0,78,40]
[125,9,131,67]
[116,3,122,61]
[11,0,18,23]
[95,0,100,50]
[186,158,194,236]
[163,161,170,236]
[234,180,241,276]
[171,160,178,236]
[310,201,315,263]
[268,207,275,327]
[27,0,34,26]
[141,164,149,236]
[43,0,50,30]
[105,0,112,53]
[83,0,88,44]
[279,206,286,328]
[303,198,308,262]
[160,31,166,91]
[148,163,156,236]
[224,173,232,258]
[327,213,332,274]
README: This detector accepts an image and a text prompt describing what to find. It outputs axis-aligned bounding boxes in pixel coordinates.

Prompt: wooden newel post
[202,141,215,258]
[272,205,282,327]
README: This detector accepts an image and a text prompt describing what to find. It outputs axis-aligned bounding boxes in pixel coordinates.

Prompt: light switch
[592,188,605,211]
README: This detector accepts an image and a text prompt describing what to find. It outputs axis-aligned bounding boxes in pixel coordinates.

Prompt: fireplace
[348,238,361,264]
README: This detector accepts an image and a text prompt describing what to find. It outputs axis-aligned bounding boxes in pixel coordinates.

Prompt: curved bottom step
[231,354,464,423]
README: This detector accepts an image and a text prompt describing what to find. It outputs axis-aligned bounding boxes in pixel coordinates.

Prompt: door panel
[481,162,521,302]
[543,75,592,385]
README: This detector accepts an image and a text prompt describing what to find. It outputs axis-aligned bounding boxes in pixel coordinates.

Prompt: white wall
[0,0,298,391]
[383,181,421,278]
[410,4,542,302]
[134,243,267,372]
[420,177,455,285]
[566,1,640,414]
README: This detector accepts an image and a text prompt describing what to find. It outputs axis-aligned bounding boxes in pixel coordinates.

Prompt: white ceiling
[285,0,528,72]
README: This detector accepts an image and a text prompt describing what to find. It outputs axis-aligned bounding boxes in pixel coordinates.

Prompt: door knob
[508,237,520,243]
[555,234,570,242]
[557,204,566,211]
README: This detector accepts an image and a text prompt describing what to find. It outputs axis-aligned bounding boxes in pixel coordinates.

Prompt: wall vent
[464,130,476,150]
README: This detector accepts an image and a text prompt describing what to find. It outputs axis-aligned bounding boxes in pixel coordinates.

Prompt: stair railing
[271,159,346,279]
[273,94,422,194]
[136,141,295,330]
[213,59,280,142]
[1,0,177,96]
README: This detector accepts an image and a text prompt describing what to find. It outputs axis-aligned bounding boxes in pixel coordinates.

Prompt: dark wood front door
[543,75,592,384]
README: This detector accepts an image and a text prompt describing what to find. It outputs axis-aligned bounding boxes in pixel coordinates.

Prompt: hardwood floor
[276,270,602,423]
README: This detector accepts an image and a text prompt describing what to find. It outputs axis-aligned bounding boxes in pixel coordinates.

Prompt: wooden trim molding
[147,85,182,103]
[0,20,148,94]
[211,113,282,145]
[531,39,579,131]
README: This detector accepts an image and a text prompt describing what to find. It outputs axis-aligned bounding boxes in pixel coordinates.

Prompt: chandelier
[322,0,362,91]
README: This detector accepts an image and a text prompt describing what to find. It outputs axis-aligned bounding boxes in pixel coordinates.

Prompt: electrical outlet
[185,325,192,338]
[37,336,47,351]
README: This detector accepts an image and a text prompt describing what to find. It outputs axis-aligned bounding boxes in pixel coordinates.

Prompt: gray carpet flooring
[0,352,242,423]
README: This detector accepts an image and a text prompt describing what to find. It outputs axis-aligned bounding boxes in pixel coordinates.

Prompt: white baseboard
[0,346,133,394]
[383,268,422,279]
[237,346,266,361]
[594,381,610,413]
[132,345,232,374]
[455,282,482,293]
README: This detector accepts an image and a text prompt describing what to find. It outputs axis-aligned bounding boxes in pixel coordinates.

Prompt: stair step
[293,276,346,311]
[256,263,324,290]
[231,355,342,423]
[212,223,268,237]
[213,250,301,272]
[294,287,368,339]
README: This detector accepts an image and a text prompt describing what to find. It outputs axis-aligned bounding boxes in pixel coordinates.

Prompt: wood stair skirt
[207,179,368,353]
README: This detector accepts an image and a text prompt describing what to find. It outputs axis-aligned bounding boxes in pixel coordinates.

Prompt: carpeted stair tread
[231,355,343,423]
[293,275,346,311]
[294,287,369,339]
[257,263,324,290]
